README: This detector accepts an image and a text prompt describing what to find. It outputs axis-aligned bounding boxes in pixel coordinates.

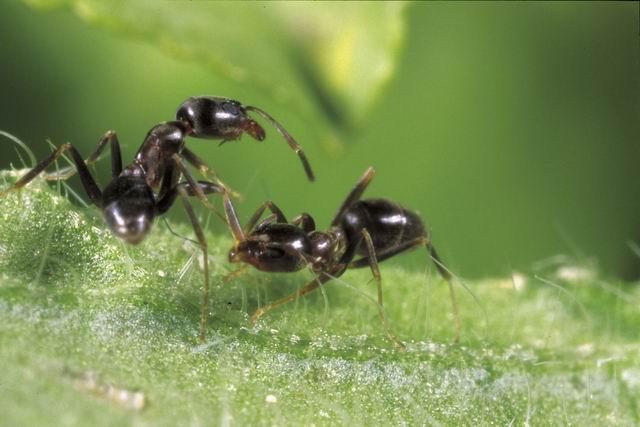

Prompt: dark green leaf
[24,0,408,151]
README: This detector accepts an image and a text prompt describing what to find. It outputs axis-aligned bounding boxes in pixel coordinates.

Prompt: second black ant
[222,167,460,349]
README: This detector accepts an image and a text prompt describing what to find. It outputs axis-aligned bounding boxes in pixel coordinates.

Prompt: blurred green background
[0,1,638,280]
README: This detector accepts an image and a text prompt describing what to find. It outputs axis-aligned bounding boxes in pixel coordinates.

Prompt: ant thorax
[308,228,347,271]
[135,122,188,188]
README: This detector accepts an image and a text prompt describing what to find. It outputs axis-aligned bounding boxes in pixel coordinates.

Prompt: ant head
[102,177,156,245]
[177,96,258,141]
[229,224,308,272]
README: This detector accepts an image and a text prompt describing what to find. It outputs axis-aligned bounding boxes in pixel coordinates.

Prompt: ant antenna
[245,106,315,182]
[162,217,199,246]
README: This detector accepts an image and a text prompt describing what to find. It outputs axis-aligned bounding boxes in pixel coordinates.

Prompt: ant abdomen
[339,198,426,260]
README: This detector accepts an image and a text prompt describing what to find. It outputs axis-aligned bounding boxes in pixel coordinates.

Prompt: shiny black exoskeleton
[177,96,264,141]
[1,95,316,343]
[340,199,431,268]
[177,96,314,181]
[1,122,226,342]
[222,167,460,348]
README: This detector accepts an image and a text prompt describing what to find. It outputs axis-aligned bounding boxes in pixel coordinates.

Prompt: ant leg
[291,213,316,232]
[330,167,376,226]
[44,130,122,181]
[2,143,102,206]
[220,194,288,247]
[360,229,406,350]
[171,154,226,223]
[244,201,288,234]
[181,147,240,198]
[222,192,245,242]
[180,147,219,179]
[156,160,181,203]
[244,105,314,181]
[428,244,460,343]
[222,264,250,284]
[156,180,225,215]
[106,131,123,177]
[349,237,460,343]
[249,271,336,324]
[175,185,211,343]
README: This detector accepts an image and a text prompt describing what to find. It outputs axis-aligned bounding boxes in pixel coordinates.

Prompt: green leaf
[23,0,408,151]
[1,171,639,424]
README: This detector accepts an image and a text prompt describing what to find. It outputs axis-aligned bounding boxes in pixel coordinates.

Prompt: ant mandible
[221,167,460,349]
[1,96,314,343]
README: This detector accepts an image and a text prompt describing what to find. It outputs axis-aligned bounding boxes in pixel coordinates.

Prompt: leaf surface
[1,171,638,425]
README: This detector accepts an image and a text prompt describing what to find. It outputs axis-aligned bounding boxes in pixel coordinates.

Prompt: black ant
[0,96,314,343]
[1,122,225,342]
[221,167,460,349]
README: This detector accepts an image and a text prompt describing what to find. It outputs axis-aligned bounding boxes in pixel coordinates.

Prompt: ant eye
[221,101,241,115]
[264,246,285,259]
